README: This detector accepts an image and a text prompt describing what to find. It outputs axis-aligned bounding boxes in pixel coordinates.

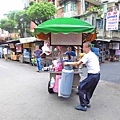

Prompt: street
[0,59,120,120]
[82,62,120,84]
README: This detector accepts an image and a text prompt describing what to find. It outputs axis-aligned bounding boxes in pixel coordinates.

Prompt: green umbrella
[35,18,95,34]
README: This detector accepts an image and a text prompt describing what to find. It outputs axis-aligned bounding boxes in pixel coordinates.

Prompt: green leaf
[26,1,56,24]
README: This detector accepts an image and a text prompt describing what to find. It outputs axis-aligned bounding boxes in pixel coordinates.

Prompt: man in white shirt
[3,47,8,61]
[64,42,100,111]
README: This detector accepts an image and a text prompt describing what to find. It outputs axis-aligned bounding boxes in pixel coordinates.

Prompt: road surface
[0,59,120,120]
[82,62,120,84]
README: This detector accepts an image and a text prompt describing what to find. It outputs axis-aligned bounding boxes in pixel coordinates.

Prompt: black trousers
[78,73,100,107]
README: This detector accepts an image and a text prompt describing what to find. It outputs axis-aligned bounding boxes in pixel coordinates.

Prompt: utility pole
[81,0,85,15]
[102,13,106,63]
[101,3,107,63]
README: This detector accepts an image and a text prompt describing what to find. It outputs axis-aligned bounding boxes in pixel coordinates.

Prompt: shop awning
[111,39,120,42]
[19,37,37,44]
[0,44,8,47]
[86,0,102,5]
[96,39,120,42]
[6,39,20,44]
[96,39,111,42]
[35,18,95,34]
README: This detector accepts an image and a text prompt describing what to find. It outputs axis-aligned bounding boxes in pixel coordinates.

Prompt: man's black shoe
[86,104,91,108]
[75,105,87,111]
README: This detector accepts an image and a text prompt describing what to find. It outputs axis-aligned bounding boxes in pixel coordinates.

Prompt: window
[97,19,103,29]
[85,1,89,11]
[71,2,76,11]
[84,17,90,24]
[64,2,76,12]
[64,2,71,12]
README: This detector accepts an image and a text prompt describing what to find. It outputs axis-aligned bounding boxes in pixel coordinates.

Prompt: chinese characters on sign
[51,33,82,46]
[106,11,119,30]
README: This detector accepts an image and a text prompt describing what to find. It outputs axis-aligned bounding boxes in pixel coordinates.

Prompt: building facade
[22,0,30,8]
[97,1,120,40]
[56,0,102,18]
[55,0,103,35]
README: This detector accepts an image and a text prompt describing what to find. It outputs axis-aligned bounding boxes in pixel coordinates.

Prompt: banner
[51,33,82,46]
[106,11,119,30]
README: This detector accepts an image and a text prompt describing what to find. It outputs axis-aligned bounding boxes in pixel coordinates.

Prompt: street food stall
[19,37,44,63]
[35,18,95,98]
[6,39,20,60]
[0,44,8,58]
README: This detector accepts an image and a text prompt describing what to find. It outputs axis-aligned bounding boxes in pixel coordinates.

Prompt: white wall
[22,0,30,8]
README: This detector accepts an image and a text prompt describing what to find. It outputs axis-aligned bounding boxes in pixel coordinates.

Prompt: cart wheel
[48,81,54,94]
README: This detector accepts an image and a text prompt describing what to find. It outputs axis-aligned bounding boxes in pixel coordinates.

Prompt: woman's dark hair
[71,46,75,52]
[68,54,71,60]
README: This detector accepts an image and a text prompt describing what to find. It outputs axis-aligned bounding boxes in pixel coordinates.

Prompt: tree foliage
[14,10,30,23]
[0,1,56,37]
[26,2,56,25]
[7,10,30,37]
[0,19,16,33]
[7,11,16,20]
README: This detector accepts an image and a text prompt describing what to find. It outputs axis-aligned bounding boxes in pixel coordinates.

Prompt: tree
[7,11,16,20]
[14,10,30,23]
[26,2,56,25]
[7,10,31,37]
[0,19,16,33]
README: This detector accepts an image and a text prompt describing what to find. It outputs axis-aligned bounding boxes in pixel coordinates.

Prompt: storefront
[109,42,120,61]
[19,37,44,63]
[22,43,31,63]
[14,43,23,62]
[0,44,8,58]
[95,39,120,62]
[6,39,20,60]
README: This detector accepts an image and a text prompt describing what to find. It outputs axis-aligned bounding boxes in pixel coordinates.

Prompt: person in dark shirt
[65,46,76,57]
[34,46,43,72]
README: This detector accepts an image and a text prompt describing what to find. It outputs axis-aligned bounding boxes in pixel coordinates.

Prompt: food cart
[35,18,95,97]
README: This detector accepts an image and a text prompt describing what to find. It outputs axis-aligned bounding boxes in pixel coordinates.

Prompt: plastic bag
[53,75,61,93]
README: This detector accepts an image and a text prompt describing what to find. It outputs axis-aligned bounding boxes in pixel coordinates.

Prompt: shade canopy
[35,18,95,34]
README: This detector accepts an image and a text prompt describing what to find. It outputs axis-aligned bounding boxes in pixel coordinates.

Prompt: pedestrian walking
[3,46,8,61]
[64,42,100,111]
[34,45,43,72]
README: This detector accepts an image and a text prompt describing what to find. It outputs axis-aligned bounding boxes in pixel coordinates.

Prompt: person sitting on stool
[64,42,100,111]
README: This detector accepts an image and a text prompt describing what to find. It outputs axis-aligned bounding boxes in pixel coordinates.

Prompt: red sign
[16,45,22,52]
